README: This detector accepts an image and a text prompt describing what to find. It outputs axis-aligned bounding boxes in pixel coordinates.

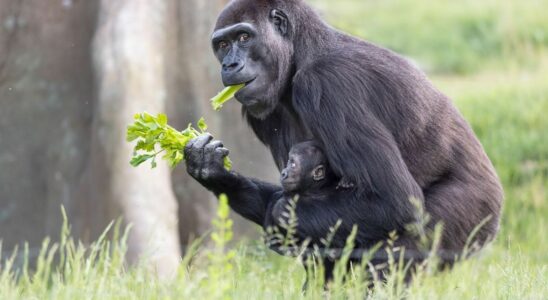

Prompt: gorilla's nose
[222,60,244,73]
[221,59,247,86]
[281,169,288,180]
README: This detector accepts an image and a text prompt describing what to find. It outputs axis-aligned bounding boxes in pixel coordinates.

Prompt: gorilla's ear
[270,9,289,36]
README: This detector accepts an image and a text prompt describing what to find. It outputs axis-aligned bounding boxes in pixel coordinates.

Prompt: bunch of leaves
[126,112,232,170]
[210,84,245,111]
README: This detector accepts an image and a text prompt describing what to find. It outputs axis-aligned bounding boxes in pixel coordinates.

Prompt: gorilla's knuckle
[201,168,210,180]
[205,144,216,152]
[211,140,224,148]
[217,147,229,156]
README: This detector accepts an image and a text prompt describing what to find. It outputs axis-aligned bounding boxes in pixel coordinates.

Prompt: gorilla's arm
[272,193,409,246]
[184,134,281,225]
[292,62,424,230]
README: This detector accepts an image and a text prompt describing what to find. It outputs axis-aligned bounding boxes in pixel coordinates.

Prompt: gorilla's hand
[184,133,230,183]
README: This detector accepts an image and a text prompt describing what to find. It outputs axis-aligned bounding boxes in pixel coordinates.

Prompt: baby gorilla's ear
[312,165,325,181]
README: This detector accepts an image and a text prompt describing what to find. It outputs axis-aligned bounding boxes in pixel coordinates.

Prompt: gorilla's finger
[190,167,200,179]
[193,133,213,149]
[184,136,198,156]
[207,140,224,150]
[185,158,201,178]
[205,140,224,156]
[185,140,202,161]
[215,147,230,157]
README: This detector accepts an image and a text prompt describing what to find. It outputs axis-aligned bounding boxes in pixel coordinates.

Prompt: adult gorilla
[185,0,503,265]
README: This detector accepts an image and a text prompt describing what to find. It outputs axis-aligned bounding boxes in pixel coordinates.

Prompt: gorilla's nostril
[223,62,240,71]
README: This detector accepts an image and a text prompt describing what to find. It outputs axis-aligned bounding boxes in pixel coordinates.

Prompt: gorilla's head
[211,0,301,119]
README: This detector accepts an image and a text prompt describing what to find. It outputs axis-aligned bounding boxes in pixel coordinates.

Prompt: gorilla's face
[212,3,294,119]
[281,142,329,194]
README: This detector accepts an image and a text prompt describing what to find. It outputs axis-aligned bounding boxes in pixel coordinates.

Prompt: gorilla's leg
[423,177,501,257]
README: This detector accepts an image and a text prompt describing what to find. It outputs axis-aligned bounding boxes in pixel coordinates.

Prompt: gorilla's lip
[235,77,258,103]
[243,77,256,86]
[233,77,256,98]
[282,180,298,187]
[229,77,256,88]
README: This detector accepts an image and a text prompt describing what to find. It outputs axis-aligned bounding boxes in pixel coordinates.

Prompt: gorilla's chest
[248,106,313,170]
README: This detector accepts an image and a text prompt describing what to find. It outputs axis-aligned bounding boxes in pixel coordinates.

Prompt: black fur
[185,0,503,280]
[279,141,335,193]
[266,141,358,252]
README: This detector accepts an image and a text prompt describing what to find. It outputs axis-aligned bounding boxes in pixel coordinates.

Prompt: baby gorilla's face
[280,142,328,194]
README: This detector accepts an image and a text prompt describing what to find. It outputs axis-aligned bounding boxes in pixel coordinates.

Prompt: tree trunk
[0,0,279,270]
[0,0,100,251]
[91,0,181,277]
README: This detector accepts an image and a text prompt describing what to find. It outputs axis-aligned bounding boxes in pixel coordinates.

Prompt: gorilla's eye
[239,33,250,43]
[218,41,229,49]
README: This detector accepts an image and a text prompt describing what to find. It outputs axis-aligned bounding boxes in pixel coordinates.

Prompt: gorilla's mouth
[234,77,256,98]
[282,181,298,190]
[244,77,256,86]
[235,77,258,101]
[236,76,277,119]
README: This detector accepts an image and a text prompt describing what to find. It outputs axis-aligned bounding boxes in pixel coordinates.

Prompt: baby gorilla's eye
[239,33,250,43]
[291,162,296,168]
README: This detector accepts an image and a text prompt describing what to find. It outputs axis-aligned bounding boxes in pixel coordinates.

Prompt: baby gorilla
[268,140,340,239]
[280,141,336,195]
[265,141,350,285]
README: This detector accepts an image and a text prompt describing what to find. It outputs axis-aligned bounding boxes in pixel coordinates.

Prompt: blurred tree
[91,0,183,277]
[0,0,278,276]
[0,0,101,254]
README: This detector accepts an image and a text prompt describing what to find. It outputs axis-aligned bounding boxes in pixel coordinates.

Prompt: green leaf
[126,130,140,142]
[210,84,245,111]
[223,156,232,171]
[142,112,154,123]
[157,113,168,127]
[130,154,154,167]
[197,117,208,132]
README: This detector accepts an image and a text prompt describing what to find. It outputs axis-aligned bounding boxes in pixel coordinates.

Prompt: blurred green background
[315,0,548,74]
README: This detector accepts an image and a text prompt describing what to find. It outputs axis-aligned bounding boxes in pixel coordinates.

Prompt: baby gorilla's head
[281,141,335,194]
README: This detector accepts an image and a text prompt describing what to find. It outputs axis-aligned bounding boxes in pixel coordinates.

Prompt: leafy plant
[126,112,232,170]
[211,84,245,111]
[203,194,237,299]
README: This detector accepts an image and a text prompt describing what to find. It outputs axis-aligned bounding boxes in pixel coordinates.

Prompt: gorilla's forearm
[199,171,282,226]
[285,192,418,247]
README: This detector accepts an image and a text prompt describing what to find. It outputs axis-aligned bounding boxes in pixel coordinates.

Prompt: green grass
[1,0,547,299]
[313,0,548,74]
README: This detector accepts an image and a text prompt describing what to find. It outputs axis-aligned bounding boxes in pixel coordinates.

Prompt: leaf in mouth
[210,83,245,111]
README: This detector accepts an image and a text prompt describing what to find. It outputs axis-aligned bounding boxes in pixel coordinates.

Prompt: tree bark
[0,0,279,270]
[91,0,181,277]
[0,0,100,250]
